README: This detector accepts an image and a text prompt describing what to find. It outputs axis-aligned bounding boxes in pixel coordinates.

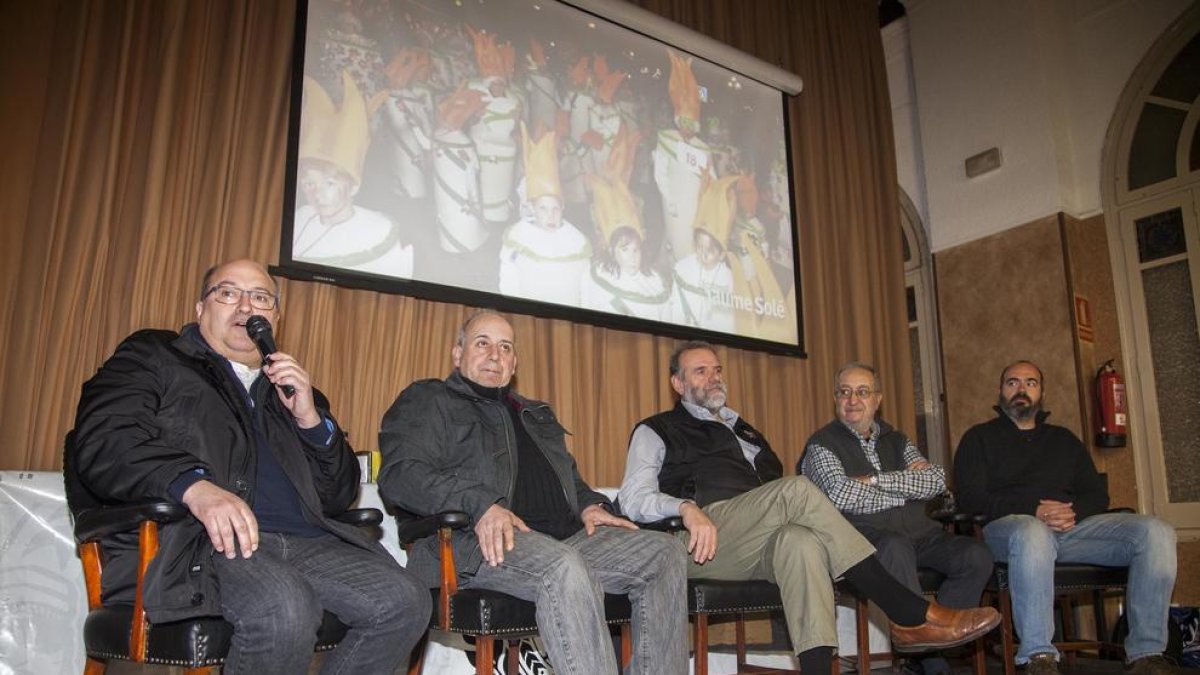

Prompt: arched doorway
[1102,2,1200,532]
[900,190,948,465]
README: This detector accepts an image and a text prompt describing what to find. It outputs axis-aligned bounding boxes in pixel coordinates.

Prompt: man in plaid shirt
[801,362,993,675]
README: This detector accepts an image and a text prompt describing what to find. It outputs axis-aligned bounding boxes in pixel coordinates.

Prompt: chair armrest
[333,507,383,527]
[73,501,189,544]
[637,516,684,533]
[395,510,472,545]
[390,509,472,631]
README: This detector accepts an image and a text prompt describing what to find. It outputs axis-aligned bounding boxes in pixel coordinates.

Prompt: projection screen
[277,0,805,356]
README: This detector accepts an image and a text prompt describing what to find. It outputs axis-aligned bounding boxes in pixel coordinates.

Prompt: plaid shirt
[801,421,945,515]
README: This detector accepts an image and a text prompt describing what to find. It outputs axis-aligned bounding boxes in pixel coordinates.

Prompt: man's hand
[580,504,638,535]
[474,504,531,567]
[1036,499,1077,532]
[680,501,718,564]
[263,351,321,429]
[181,481,259,559]
[906,459,932,471]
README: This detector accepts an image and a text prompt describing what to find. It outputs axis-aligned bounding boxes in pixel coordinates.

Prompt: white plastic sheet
[0,471,86,675]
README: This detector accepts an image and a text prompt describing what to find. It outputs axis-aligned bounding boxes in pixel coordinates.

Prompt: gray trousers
[689,476,877,654]
[213,532,430,675]
[463,526,689,675]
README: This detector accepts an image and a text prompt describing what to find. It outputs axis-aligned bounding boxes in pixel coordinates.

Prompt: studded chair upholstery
[395,510,633,675]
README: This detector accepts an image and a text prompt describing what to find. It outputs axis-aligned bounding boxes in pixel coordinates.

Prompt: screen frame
[277,0,807,357]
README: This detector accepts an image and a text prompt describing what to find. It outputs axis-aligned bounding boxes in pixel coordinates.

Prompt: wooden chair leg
[83,657,106,675]
[181,669,216,675]
[1000,591,1016,675]
[506,639,519,675]
[736,613,748,668]
[475,636,495,675]
[855,595,871,675]
[1060,594,1078,667]
[695,614,710,675]
[972,635,987,675]
[620,623,632,669]
[1093,589,1116,659]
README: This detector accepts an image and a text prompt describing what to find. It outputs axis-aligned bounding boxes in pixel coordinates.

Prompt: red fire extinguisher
[1094,360,1127,447]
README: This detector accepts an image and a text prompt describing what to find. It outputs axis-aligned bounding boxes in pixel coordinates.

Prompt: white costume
[653,129,710,260]
[498,218,591,307]
[670,255,735,334]
[580,265,670,321]
[293,205,414,279]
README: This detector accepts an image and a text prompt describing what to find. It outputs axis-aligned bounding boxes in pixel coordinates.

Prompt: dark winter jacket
[68,325,372,622]
[954,409,1109,521]
[377,370,610,586]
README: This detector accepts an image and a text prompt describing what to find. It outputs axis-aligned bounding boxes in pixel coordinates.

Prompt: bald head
[453,310,517,388]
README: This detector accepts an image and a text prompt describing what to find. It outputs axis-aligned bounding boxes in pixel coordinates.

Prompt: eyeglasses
[835,387,878,401]
[204,284,278,311]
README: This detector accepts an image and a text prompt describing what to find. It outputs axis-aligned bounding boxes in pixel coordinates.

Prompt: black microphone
[245,315,295,398]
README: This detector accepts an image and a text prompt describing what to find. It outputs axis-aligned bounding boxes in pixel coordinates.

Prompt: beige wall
[936,215,1081,450]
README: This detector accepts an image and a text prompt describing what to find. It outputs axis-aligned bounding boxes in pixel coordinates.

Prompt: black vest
[805,419,939,538]
[640,402,782,507]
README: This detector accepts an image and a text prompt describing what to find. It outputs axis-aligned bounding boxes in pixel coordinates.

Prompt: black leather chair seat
[990,563,1129,592]
[82,606,348,667]
[687,579,785,615]
[432,588,632,636]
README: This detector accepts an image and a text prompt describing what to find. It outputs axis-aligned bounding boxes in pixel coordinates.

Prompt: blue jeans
[213,533,430,674]
[983,513,1177,664]
[463,526,688,675]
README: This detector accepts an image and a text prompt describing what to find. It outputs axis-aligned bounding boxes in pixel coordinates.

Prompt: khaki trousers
[686,476,876,654]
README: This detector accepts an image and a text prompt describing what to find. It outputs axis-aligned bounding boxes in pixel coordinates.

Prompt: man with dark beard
[955,361,1183,675]
[619,341,1001,674]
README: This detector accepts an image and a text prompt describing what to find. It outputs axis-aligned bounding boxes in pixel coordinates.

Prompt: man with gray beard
[955,360,1183,675]
[619,341,1000,674]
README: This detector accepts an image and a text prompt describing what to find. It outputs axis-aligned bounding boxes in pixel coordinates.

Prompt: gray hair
[834,361,881,392]
[669,340,718,377]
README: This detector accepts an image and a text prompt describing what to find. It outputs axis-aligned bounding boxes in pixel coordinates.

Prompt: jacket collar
[446,369,541,409]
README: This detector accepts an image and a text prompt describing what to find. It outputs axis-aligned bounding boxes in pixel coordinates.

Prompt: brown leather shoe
[1124,655,1190,674]
[1021,653,1061,674]
[889,601,1001,652]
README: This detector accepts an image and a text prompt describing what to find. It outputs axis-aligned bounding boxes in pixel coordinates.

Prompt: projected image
[284,0,801,349]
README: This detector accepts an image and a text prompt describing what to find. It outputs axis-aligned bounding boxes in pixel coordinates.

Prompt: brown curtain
[0,0,912,487]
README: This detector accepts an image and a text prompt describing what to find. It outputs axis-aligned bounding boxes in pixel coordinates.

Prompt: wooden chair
[72,500,382,674]
[396,510,633,675]
[988,559,1129,675]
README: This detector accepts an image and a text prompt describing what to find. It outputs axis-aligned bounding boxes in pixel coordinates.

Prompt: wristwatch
[867,474,879,486]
